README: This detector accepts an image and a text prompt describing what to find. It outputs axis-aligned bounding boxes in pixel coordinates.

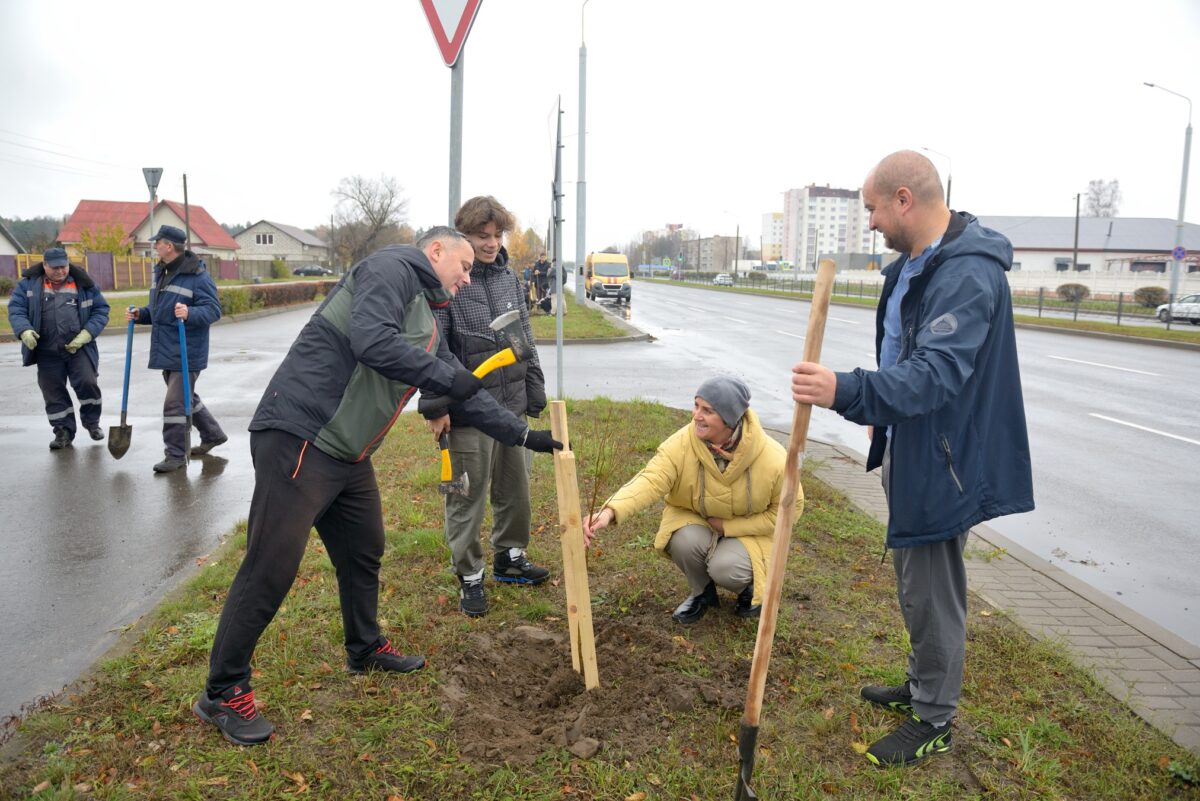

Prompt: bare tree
[1085,179,1122,217]
[331,175,410,264]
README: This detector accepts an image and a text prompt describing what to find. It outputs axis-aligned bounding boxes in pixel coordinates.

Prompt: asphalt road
[0,312,308,720]
[1,288,1195,720]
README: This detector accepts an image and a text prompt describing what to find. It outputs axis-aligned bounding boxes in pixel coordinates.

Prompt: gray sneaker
[193,684,275,746]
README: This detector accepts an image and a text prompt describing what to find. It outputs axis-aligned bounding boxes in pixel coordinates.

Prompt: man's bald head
[867,150,945,206]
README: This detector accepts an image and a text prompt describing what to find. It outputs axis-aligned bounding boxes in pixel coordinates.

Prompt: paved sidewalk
[803,438,1200,755]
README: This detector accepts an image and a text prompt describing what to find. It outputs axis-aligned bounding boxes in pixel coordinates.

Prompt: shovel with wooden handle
[107,313,136,459]
[177,318,192,466]
[735,259,836,800]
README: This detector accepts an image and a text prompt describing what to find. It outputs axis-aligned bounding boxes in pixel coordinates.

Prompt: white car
[712,273,734,286]
[1155,293,1200,324]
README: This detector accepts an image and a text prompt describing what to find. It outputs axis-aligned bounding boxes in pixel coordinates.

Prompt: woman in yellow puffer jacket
[583,376,800,624]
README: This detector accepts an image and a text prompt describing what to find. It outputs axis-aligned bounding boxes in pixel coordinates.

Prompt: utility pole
[553,98,565,397]
[183,173,192,250]
[575,0,590,304]
[142,168,162,259]
[1071,193,1080,273]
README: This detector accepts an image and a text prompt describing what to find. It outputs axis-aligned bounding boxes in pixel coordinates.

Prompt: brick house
[58,199,239,262]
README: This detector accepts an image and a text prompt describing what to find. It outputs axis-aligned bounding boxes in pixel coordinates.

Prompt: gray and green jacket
[249,244,529,463]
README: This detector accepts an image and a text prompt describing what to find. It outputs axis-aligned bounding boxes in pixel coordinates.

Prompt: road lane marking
[1048,355,1159,376]
[828,316,860,324]
[1089,414,1200,447]
[723,315,748,324]
[775,330,805,339]
[680,304,709,313]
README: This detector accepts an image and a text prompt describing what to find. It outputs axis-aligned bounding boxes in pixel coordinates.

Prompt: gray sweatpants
[883,443,968,726]
[666,523,753,597]
[443,425,532,577]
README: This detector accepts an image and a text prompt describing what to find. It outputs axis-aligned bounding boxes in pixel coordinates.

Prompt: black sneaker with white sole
[865,714,952,767]
[459,575,488,617]
[493,549,550,585]
[860,682,915,714]
[193,684,275,746]
[347,638,426,674]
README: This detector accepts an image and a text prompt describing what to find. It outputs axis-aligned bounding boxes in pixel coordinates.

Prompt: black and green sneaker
[860,682,914,714]
[865,715,952,767]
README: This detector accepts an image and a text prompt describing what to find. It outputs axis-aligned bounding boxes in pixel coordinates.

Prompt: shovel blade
[108,424,132,459]
[733,722,759,801]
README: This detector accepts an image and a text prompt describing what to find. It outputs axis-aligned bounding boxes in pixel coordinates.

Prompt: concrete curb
[782,432,1200,754]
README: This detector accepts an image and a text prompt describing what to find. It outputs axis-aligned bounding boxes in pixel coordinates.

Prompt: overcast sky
[2,0,1198,253]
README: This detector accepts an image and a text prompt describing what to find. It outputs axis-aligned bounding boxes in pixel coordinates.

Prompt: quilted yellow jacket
[602,409,800,605]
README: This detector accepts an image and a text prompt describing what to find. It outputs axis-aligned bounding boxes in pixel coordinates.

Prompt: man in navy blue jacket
[126,225,227,473]
[792,150,1033,767]
[8,247,110,449]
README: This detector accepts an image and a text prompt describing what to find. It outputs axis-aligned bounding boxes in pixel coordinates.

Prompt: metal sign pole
[449,54,464,224]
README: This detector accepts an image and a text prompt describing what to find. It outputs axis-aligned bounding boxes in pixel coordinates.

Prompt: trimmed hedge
[1133,286,1168,308]
[0,277,13,297]
[218,280,336,316]
[1056,283,1091,302]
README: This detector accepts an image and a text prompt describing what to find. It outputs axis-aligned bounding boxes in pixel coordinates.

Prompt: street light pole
[575,0,590,305]
[920,146,953,208]
[1144,82,1192,305]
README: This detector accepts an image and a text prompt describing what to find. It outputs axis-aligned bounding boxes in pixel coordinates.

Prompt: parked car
[712,273,734,286]
[292,265,333,277]
[1155,293,1200,324]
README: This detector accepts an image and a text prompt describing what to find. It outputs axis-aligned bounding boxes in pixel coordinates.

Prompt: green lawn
[529,301,626,340]
[1,400,1196,800]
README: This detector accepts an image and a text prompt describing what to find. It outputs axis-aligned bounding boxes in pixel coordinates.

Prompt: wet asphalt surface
[1,286,1197,720]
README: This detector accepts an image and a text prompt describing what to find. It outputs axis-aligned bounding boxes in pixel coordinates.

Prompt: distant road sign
[1173,246,1187,260]
[662,258,672,267]
[421,0,483,67]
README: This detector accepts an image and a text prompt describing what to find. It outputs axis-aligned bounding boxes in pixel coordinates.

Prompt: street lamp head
[1144,82,1155,88]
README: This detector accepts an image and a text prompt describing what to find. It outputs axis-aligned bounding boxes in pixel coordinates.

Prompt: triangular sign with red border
[420,0,483,67]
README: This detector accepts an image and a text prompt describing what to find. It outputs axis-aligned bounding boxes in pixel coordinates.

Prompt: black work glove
[448,369,484,402]
[522,429,563,453]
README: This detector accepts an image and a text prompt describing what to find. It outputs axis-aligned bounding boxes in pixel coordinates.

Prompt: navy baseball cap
[149,224,186,245]
[43,247,69,267]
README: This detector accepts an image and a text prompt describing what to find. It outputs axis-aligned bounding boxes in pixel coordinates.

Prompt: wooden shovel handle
[741,259,837,726]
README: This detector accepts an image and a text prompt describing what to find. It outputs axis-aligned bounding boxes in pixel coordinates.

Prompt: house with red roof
[58,199,239,261]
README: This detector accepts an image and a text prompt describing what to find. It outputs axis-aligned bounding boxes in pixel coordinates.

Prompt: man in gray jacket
[422,196,549,617]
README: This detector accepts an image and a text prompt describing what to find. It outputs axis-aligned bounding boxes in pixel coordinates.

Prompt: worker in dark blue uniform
[8,247,110,449]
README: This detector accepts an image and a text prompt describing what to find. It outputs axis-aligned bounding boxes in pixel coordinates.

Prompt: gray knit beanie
[695,375,751,427]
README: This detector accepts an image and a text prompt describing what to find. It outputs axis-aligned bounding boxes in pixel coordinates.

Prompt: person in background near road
[421,196,549,618]
[125,225,227,473]
[791,149,1034,768]
[583,376,794,624]
[532,252,550,299]
[194,227,562,746]
[8,247,110,450]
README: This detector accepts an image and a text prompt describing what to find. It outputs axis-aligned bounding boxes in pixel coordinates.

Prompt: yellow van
[583,252,632,304]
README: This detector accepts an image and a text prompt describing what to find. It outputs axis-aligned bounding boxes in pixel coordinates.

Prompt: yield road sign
[421,0,483,67]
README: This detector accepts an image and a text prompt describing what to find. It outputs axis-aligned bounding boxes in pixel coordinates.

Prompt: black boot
[735,583,762,619]
[672,580,719,624]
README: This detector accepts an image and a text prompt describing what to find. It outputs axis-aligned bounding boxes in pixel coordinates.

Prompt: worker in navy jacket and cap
[8,247,110,449]
[126,225,227,473]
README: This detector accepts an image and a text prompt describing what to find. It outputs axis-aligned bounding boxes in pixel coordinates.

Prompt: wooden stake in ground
[735,259,836,800]
[549,401,600,689]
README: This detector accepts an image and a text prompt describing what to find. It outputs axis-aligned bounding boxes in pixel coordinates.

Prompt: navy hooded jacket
[131,251,221,371]
[831,212,1034,547]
